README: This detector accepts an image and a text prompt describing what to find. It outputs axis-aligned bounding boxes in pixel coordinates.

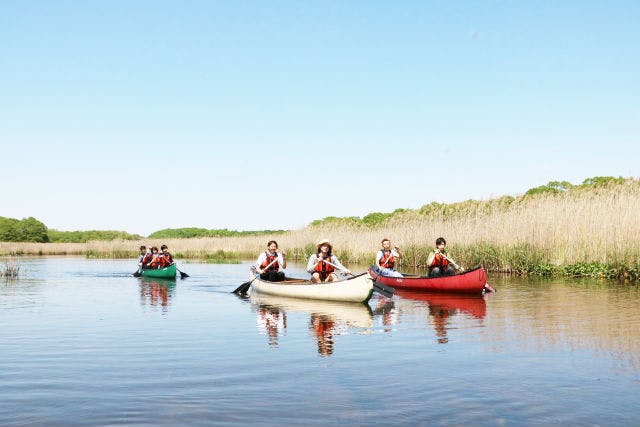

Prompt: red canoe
[369,265,490,294]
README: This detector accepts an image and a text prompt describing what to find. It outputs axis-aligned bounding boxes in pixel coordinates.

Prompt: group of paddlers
[255,237,463,283]
[137,245,174,270]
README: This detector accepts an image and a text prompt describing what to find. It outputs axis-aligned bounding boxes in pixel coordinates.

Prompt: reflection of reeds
[1,181,639,278]
[1,257,20,278]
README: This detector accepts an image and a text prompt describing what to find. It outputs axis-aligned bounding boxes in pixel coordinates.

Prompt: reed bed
[2,180,639,280]
[1,257,20,278]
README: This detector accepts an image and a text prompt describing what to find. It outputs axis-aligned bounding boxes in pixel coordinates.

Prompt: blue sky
[2,1,639,236]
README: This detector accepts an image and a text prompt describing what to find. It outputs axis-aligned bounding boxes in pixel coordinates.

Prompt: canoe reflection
[250,293,373,356]
[393,291,489,344]
[139,277,176,312]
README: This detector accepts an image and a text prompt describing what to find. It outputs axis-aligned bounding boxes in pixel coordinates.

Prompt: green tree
[0,216,49,242]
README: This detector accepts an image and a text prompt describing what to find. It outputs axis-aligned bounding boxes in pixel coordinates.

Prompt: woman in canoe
[427,237,464,277]
[255,240,287,282]
[375,238,403,278]
[307,238,350,283]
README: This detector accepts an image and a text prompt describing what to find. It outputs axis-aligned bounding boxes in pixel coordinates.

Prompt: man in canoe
[375,238,404,278]
[427,237,464,277]
[140,246,153,269]
[137,245,148,273]
[160,244,173,266]
[255,240,287,281]
[307,238,350,283]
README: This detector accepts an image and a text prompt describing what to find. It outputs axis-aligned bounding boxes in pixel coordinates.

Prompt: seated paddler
[307,238,350,283]
[375,238,403,278]
[427,237,464,277]
[255,240,286,282]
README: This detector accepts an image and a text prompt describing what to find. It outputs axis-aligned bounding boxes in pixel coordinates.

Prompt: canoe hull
[369,265,487,294]
[141,263,177,279]
[249,272,374,303]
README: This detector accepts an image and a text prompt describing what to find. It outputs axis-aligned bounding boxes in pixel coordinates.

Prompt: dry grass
[1,256,20,278]
[2,180,639,276]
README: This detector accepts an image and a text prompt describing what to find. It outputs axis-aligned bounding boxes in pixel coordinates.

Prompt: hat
[317,238,332,246]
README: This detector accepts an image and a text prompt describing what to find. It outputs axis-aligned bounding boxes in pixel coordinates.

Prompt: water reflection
[250,293,373,356]
[139,277,176,312]
[386,291,489,344]
[256,305,287,347]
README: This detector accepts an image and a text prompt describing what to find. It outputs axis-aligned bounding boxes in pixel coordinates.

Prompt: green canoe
[141,263,177,279]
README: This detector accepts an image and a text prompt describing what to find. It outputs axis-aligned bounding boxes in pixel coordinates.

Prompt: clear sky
[2,1,639,236]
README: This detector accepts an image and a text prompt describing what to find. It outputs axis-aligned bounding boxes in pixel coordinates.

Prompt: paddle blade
[232,281,252,295]
[179,270,189,279]
[133,271,142,277]
[373,282,395,298]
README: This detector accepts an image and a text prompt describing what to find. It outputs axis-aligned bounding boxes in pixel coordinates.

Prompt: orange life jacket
[313,255,335,275]
[142,253,153,266]
[157,253,171,268]
[260,252,280,272]
[149,253,161,268]
[430,251,449,270]
[378,250,395,269]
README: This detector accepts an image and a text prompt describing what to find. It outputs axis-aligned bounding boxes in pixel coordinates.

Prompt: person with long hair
[306,238,350,283]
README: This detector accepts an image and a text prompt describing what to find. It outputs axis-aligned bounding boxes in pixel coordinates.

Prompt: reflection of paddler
[310,313,335,356]
[257,306,286,347]
[249,292,373,328]
[139,278,176,309]
[430,305,453,344]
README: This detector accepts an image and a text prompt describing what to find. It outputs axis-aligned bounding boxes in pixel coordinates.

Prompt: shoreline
[2,243,639,282]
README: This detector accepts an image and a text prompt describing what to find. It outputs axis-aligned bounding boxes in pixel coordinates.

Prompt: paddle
[176,265,189,279]
[319,258,395,298]
[435,251,464,271]
[231,259,278,294]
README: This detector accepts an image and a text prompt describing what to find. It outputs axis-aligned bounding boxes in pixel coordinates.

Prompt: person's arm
[255,253,266,273]
[375,250,383,266]
[306,254,318,273]
[330,256,350,274]
[392,246,402,259]
[278,251,287,269]
[426,250,436,268]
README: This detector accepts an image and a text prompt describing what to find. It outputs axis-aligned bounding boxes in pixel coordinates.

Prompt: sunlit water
[1,257,639,426]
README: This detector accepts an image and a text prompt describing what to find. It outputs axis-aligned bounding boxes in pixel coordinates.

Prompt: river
[1,257,638,426]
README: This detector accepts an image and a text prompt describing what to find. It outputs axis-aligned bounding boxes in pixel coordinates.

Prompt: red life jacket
[260,252,280,272]
[378,250,395,269]
[142,253,153,266]
[149,253,161,268]
[314,255,335,275]
[430,251,449,270]
[157,253,171,268]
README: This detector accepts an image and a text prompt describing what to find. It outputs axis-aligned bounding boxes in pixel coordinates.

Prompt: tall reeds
[1,179,639,279]
[1,257,20,278]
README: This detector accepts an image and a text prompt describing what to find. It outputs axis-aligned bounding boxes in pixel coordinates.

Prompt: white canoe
[249,271,374,303]
[249,292,373,328]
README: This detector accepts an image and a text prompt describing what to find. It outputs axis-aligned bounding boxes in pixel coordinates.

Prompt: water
[1,257,639,426]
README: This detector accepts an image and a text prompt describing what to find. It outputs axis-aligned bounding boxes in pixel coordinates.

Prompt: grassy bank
[2,178,639,281]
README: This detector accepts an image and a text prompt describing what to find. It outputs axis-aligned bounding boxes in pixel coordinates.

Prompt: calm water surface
[1,257,639,426]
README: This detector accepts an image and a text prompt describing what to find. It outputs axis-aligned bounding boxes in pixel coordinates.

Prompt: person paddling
[255,240,286,282]
[147,246,161,269]
[375,238,403,278]
[306,238,350,283]
[140,246,153,269]
[160,244,173,267]
[427,237,464,277]
[136,245,147,274]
